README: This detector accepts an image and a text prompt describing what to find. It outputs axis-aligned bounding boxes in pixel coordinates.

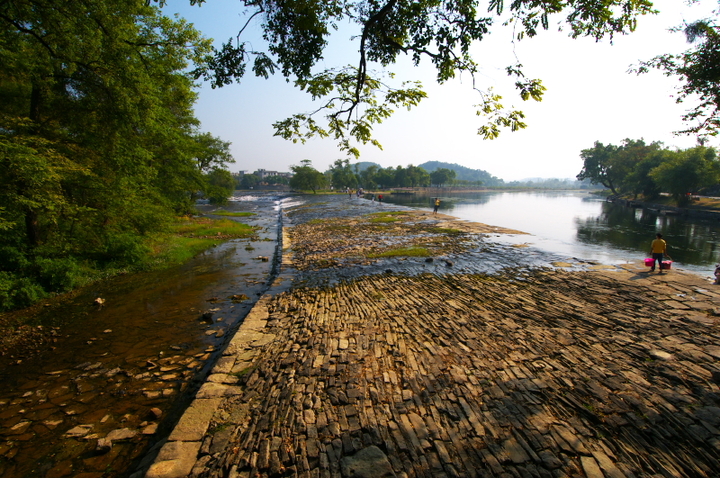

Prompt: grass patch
[369,211,405,217]
[172,217,255,237]
[368,246,431,258]
[150,217,257,266]
[691,197,720,209]
[429,227,463,235]
[210,210,256,217]
[369,216,400,223]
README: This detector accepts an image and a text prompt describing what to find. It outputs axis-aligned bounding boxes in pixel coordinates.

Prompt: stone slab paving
[144,196,720,478]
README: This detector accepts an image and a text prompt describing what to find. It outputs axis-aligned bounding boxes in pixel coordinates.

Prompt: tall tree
[430,168,457,187]
[650,146,720,205]
[205,168,236,204]
[0,0,217,309]
[290,160,327,193]
[359,164,380,189]
[328,159,358,189]
[576,141,621,195]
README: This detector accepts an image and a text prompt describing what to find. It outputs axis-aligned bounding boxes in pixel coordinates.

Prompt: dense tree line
[0,0,235,310]
[505,178,599,189]
[326,160,433,190]
[288,160,440,192]
[576,139,719,205]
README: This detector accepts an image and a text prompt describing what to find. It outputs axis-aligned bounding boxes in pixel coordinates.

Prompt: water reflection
[382,190,720,276]
[575,202,720,268]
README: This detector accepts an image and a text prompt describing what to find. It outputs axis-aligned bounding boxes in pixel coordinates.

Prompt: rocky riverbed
[0,194,286,478]
[145,194,720,478]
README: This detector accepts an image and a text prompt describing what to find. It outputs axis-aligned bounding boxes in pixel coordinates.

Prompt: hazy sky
[166,0,716,181]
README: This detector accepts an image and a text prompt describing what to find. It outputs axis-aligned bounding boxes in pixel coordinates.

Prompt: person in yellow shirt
[650,233,667,273]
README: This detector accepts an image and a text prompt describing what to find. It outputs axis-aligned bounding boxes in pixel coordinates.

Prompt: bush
[0,271,47,312]
[34,257,86,293]
[0,245,31,270]
[102,232,152,266]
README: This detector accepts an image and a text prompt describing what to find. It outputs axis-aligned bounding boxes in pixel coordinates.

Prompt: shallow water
[383,190,720,278]
[0,194,285,478]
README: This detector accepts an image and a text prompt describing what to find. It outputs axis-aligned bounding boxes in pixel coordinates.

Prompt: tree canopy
[177,0,657,156]
[576,139,719,204]
[0,0,235,310]
[290,160,327,193]
[430,168,457,187]
[635,13,720,138]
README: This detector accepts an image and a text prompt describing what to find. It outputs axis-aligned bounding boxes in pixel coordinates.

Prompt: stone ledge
[145,441,202,478]
[167,397,223,442]
[143,293,275,477]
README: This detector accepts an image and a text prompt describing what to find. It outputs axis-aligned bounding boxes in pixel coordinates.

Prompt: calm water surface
[383,190,720,278]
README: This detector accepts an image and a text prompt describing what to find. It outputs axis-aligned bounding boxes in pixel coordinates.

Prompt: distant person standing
[433,197,441,214]
[650,233,667,273]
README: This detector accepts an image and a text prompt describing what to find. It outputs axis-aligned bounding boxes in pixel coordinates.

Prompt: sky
[164,0,718,181]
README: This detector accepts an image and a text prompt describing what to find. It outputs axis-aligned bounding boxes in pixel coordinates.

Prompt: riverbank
[609,195,720,221]
[145,195,720,478]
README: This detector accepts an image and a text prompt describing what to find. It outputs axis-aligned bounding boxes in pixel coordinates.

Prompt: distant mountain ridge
[353,160,504,186]
[417,161,503,186]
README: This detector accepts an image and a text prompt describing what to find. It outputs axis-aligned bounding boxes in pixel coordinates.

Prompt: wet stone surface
[175,195,720,478]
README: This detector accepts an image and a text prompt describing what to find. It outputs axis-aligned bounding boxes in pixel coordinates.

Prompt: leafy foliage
[327,159,359,189]
[205,168,236,204]
[430,168,457,187]
[576,139,720,203]
[290,160,328,193]
[183,0,656,155]
[635,15,720,137]
[0,0,235,310]
[650,146,720,205]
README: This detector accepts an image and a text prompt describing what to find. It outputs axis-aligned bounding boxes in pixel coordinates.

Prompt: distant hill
[354,161,383,171]
[418,161,504,186]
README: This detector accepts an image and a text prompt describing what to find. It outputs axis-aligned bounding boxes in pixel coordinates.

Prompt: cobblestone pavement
[145,195,720,478]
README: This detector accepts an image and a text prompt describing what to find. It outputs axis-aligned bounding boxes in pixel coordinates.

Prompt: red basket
[661,261,672,270]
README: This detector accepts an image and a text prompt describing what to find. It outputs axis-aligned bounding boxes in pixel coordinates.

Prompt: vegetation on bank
[368,246,431,258]
[577,139,719,206]
[0,216,255,312]
[1,2,242,312]
[283,159,598,193]
[211,211,256,217]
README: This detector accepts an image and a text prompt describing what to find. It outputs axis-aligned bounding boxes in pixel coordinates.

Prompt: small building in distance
[253,169,293,180]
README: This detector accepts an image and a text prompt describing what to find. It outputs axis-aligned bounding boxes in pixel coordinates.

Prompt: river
[382,190,720,279]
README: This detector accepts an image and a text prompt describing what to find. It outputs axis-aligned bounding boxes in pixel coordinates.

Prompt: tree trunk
[25,209,39,247]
